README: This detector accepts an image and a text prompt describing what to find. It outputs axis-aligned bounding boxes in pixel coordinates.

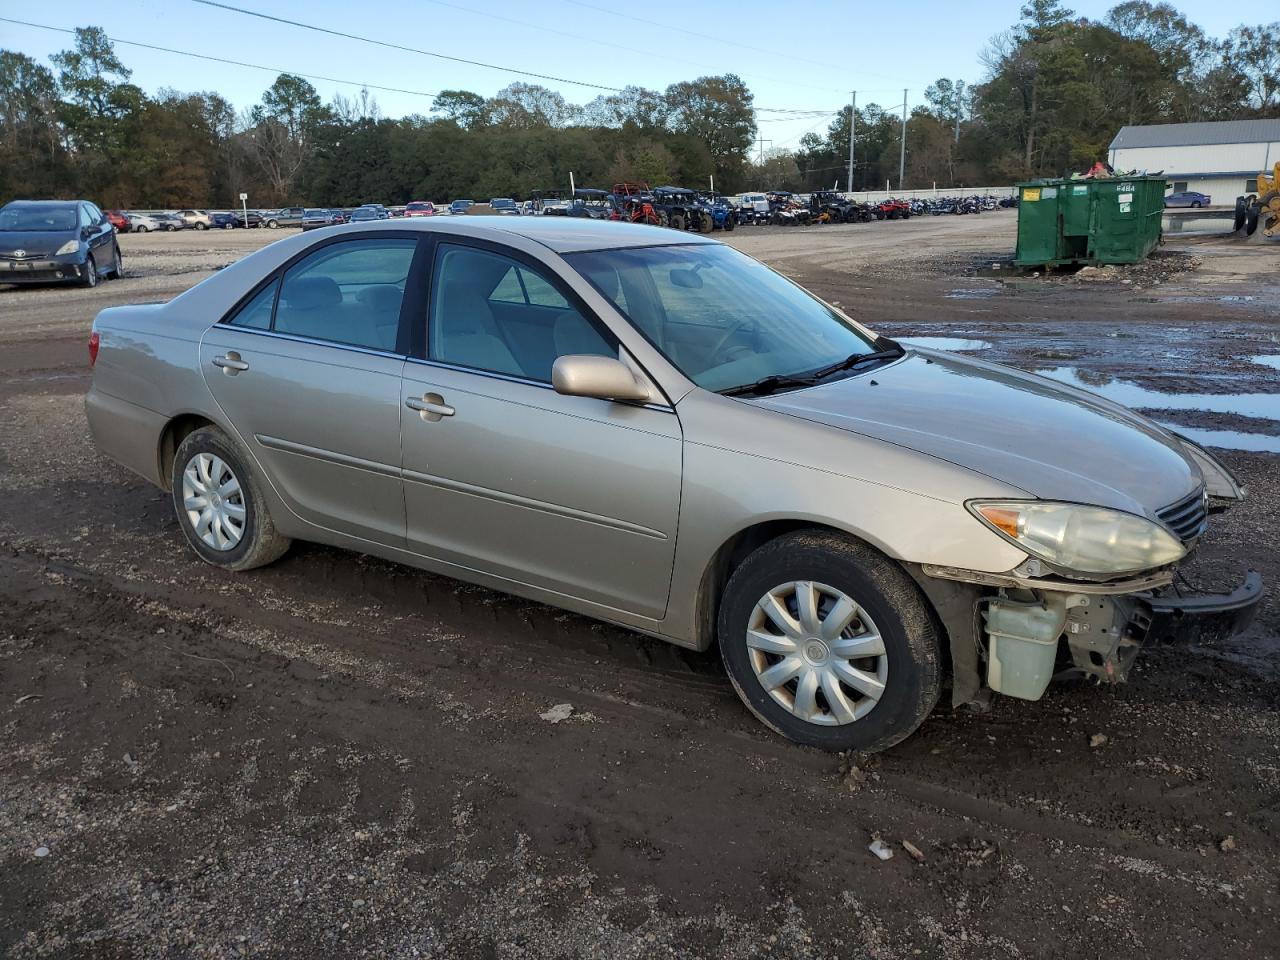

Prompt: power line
[416,0,844,97]
[1,17,446,102]
[4,14,856,120]
[191,0,625,92]
[191,1,864,114]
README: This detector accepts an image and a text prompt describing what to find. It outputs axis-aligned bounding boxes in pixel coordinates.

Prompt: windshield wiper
[719,373,822,397]
[806,343,905,381]
[720,342,906,399]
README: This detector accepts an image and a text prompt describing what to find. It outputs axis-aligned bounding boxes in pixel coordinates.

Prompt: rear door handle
[212,353,249,374]
[405,394,454,420]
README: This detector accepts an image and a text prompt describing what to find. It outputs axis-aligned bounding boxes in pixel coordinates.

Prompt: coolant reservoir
[983,600,1066,700]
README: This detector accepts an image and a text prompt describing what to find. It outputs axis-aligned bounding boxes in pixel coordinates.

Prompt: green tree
[662,75,755,185]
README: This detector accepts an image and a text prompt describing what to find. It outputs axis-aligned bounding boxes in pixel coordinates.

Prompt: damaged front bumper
[918,563,1264,704]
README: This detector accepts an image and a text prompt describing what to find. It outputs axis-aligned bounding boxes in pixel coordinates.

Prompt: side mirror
[552,355,651,404]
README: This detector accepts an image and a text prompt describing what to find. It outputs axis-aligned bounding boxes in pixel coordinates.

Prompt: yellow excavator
[1236,161,1280,237]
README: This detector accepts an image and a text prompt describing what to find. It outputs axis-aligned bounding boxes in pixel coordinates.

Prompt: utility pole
[846,91,856,193]
[899,88,908,191]
[753,136,772,164]
[954,80,964,144]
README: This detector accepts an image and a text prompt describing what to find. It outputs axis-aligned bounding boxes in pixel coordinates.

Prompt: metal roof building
[1109,119,1280,206]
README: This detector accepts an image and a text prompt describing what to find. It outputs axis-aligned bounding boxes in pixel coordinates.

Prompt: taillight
[88,331,100,367]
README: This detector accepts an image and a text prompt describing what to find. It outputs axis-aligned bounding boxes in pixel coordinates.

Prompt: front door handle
[212,353,249,374]
[406,393,454,421]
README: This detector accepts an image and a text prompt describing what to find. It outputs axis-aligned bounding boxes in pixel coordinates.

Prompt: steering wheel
[705,318,753,360]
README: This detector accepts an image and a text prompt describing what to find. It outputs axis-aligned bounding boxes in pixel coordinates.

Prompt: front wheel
[718,530,941,752]
[1190,201,1201,208]
[171,426,291,571]
[79,255,98,288]
[669,213,686,232]
[136,225,149,233]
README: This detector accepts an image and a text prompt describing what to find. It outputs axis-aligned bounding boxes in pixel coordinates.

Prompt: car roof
[2,199,79,208]
[323,216,719,253]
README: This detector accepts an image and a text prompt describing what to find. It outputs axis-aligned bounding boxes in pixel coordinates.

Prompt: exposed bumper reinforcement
[1143,570,1263,646]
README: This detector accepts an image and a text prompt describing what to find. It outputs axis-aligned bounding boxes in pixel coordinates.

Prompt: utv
[651,186,713,232]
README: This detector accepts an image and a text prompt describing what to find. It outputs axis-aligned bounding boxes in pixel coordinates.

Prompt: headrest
[356,284,402,313]
[283,275,341,310]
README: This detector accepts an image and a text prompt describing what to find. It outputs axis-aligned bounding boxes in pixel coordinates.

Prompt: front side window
[429,244,616,382]
[567,244,878,393]
[273,238,416,351]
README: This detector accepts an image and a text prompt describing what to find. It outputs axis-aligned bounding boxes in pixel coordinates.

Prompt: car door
[399,239,683,619]
[81,203,113,264]
[199,235,423,545]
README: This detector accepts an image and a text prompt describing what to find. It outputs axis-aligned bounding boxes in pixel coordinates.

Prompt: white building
[1109,119,1280,205]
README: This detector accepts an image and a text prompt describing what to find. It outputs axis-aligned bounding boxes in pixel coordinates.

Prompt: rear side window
[273,238,416,351]
[227,279,277,330]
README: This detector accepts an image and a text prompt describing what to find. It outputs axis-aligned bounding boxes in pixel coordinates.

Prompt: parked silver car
[85,218,1260,751]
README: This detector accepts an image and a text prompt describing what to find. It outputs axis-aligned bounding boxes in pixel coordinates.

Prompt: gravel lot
[1,215,1278,959]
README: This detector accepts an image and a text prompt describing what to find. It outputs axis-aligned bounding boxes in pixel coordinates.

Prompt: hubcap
[181,452,246,551]
[746,581,888,726]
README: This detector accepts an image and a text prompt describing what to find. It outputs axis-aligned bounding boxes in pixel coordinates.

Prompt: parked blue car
[1164,191,1211,208]
[210,212,239,229]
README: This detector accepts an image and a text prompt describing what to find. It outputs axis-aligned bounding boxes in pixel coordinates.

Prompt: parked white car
[124,213,164,233]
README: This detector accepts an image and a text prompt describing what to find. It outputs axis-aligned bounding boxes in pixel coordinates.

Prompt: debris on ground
[902,840,926,863]
[33,847,49,858]
[1090,733,1109,748]
[1220,836,1237,853]
[539,703,574,724]
[868,839,894,861]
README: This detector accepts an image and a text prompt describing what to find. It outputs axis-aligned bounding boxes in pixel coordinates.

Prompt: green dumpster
[1014,175,1167,268]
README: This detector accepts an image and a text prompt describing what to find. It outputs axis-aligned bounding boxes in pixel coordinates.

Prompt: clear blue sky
[0,0,1252,151]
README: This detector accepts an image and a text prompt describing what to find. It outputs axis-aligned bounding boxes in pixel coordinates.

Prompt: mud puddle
[1036,366,1280,452]
[898,336,992,351]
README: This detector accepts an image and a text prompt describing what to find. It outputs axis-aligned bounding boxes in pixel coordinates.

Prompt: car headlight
[55,239,81,256]
[967,500,1186,575]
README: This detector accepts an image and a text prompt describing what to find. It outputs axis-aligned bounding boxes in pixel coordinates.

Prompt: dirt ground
[1,215,1278,959]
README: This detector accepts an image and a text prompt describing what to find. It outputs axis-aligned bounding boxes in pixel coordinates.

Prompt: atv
[651,186,713,232]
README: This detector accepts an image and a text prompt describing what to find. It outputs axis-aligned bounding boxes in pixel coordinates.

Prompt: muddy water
[1036,366,1280,453]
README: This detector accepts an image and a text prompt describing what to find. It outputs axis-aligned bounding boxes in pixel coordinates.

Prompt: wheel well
[158,414,215,490]
[693,521,958,681]
[694,519,840,651]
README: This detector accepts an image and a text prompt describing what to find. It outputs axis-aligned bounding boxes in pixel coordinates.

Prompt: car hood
[0,231,75,257]
[752,349,1200,516]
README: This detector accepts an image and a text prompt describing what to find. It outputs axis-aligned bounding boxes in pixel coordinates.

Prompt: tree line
[1,2,1277,208]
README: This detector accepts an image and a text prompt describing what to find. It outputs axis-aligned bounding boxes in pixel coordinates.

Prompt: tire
[136,225,149,233]
[718,530,941,752]
[724,216,735,232]
[698,213,713,234]
[79,255,98,288]
[266,219,279,229]
[1245,204,1260,236]
[106,242,122,279]
[1191,201,1201,209]
[171,426,291,572]
[196,221,208,230]
[669,213,686,232]
[1234,196,1248,232]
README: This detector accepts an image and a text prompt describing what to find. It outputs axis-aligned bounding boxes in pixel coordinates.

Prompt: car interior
[430,245,615,382]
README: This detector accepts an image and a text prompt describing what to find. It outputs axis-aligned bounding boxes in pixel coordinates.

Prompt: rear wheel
[669,212,686,232]
[718,530,941,752]
[171,426,291,571]
[195,221,208,230]
[266,219,279,229]
[724,215,735,231]
[136,225,149,233]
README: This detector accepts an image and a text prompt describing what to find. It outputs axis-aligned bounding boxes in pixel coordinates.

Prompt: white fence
[833,185,1018,203]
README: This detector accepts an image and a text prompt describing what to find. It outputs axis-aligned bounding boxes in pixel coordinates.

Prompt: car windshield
[0,206,77,231]
[567,244,880,393]
[304,209,325,216]
[407,202,431,210]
